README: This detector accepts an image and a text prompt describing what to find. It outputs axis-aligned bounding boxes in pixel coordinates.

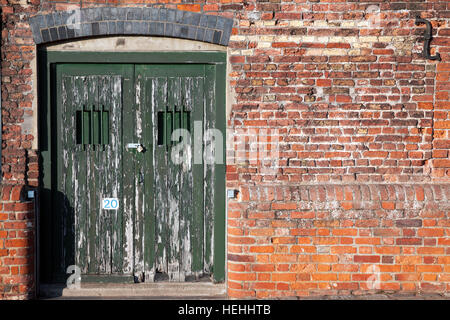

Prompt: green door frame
[38,50,226,283]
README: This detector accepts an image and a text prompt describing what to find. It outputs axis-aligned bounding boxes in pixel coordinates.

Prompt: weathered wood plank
[110,75,124,274]
[59,75,68,275]
[167,77,182,281]
[61,76,75,273]
[142,76,155,282]
[191,76,205,277]
[134,73,145,282]
[153,77,169,277]
[122,72,135,275]
[86,76,99,274]
[53,67,65,277]
[204,65,216,274]
[74,76,89,274]
[98,76,111,274]
[180,77,193,278]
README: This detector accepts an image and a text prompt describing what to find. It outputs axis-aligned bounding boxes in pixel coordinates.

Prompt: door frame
[37,50,226,284]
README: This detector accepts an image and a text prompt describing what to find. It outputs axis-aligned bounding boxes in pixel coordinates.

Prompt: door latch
[127,143,145,153]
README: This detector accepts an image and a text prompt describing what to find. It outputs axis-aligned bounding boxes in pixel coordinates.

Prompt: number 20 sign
[102,198,119,210]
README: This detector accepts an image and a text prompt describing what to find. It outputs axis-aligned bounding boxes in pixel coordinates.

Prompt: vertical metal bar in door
[181,104,184,131]
[99,104,103,149]
[81,105,84,150]
[103,107,109,145]
[90,103,94,149]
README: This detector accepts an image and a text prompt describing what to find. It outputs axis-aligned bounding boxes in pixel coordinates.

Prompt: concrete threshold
[39,282,227,299]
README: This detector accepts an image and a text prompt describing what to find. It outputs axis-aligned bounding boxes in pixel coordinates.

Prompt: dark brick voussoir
[29,7,234,46]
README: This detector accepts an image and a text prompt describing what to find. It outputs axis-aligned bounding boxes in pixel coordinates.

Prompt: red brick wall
[1,2,39,186]
[1,0,449,299]
[0,185,35,299]
[434,22,450,179]
[227,184,449,298]
[225,2,450,184]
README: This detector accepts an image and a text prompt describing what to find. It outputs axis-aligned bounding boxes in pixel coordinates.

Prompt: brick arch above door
[29,7,234,46]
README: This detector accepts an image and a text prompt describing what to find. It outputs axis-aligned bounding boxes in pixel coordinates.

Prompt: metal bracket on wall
[415,16,441,61]
[227,189,238,199]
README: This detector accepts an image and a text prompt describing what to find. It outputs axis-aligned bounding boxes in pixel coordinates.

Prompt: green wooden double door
[45,62,223,283]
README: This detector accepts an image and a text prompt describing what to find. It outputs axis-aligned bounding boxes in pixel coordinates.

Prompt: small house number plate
[102,198,119,210]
